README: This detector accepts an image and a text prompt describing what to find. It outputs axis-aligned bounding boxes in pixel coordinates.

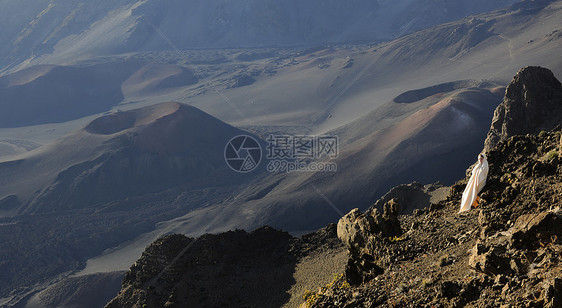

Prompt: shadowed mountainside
[0,102,255,213]
[23,272,125,308]
[0,102,263,304]
[105,225,342,308]
[0,62,198,128]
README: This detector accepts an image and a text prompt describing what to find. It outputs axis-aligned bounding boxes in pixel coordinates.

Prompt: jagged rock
[107,226,327,308]
[337,208,374,253]
[378,198,403,237]
[371,182,448,214]
[493,275,509,289]
[508,211,562,249]
[559,134,562,158]
[344,254,383,286]
[337,200,404,285]
[468,242,511,276]
[510,258,525,275]
[337,200,403,250]
[478,210,489,226]
[484,66,562,151]
[382,199,399,221]
[438,281,462,299]
[542,278,562,308]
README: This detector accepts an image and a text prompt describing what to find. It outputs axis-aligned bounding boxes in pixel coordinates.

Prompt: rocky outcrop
[508,211,562,249]
[337,209,374,251]
[468,240,511,276]
[106,225,343,308]
[310,128,562,307]
[230,74,256,88]
[484,66,562,151]
[370,182,449,214]
[337,199,403,249]
[337,198,403,285]
[106,227,294,308]
[336,182,449,285]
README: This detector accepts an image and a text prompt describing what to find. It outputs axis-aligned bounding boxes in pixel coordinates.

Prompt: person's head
[478,153,486,163]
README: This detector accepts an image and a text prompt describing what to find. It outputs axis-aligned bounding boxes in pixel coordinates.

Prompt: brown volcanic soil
[307,130,562,308]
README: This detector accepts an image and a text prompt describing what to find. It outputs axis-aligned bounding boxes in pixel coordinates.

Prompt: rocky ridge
[321,129,562,308]
[105,225,342,308]
[307,67,562,307]
[370,182,450,215]
[105,127,562,308]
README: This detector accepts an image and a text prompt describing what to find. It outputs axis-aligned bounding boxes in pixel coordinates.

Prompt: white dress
[459,154,489,213]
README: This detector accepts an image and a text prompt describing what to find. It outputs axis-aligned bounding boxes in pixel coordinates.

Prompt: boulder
[542,278,562,308]
[337,203,404,285]
[468,242,511,276]
[337,208,374,252]
[370,182,447,215]
[484,66,562,151]
[438,281,462,299]
[508,211,562,249]
[380,198,402,237]
[337,200,403,252]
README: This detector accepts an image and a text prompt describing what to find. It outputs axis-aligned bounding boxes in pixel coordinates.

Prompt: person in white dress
[459,153,489,213]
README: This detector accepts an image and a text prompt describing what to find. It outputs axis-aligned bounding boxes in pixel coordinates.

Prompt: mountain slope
[0,1,560,136]
[0,102,262,304]
[103,69,562,308]
[0,2,560,306]
[0,0,518,70]
[105,225,343,308]
[23,272,124,308]
[0,102,251,213]
[309,65,562,308]
[0,61,199,128]
[143,1,562,236]
[315,127,562,308]
[173,0,562,131]
[0,62,137,128]
[161,82,503,236]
